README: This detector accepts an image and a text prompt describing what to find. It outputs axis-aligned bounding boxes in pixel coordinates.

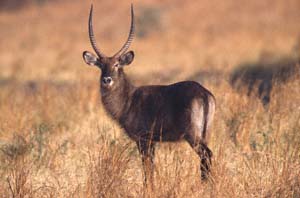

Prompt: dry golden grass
[0,0,300,197]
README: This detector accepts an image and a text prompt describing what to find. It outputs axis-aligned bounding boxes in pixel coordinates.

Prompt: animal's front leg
[136,138,155,189]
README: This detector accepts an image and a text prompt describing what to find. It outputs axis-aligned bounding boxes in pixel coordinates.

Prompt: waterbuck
[82,4,216,182]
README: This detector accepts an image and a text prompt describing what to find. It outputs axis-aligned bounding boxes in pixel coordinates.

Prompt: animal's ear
[119,51,134,66]
[83,51,100,66]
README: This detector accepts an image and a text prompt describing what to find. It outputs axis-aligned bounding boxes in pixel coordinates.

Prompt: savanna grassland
[0,0,300,197]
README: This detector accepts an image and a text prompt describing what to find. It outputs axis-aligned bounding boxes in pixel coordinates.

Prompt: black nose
[102,77,112,84]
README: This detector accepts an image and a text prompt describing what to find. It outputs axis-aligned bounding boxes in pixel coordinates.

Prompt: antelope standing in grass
[82,4,216,183]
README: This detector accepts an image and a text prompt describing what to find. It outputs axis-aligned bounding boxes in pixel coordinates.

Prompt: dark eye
[98,62,104,68]
[114,63,119,67]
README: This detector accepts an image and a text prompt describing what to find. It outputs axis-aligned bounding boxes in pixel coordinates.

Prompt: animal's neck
[100,73,135,121]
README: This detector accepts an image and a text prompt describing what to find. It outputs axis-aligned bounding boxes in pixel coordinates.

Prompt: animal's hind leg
[185,136,212,181]
[199,142,212,180]
[187,98,214,180]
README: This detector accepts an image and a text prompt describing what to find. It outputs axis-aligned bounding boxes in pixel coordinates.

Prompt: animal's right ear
[83,51,100,66]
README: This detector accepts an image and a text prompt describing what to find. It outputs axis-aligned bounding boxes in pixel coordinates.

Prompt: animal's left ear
[119,51,134,66]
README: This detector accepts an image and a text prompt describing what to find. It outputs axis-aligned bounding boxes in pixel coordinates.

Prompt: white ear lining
[83,51,99,66]
[119,51,134,65]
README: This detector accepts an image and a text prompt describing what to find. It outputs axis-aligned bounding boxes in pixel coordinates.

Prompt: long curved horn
[113,4,135,57]
[88,4,106,58]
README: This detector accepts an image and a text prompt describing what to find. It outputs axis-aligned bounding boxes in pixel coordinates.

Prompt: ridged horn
[88,4,106,58]
[113,4,135,57]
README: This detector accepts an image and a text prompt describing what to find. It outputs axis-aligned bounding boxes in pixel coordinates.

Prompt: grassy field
[0,0,300,197]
